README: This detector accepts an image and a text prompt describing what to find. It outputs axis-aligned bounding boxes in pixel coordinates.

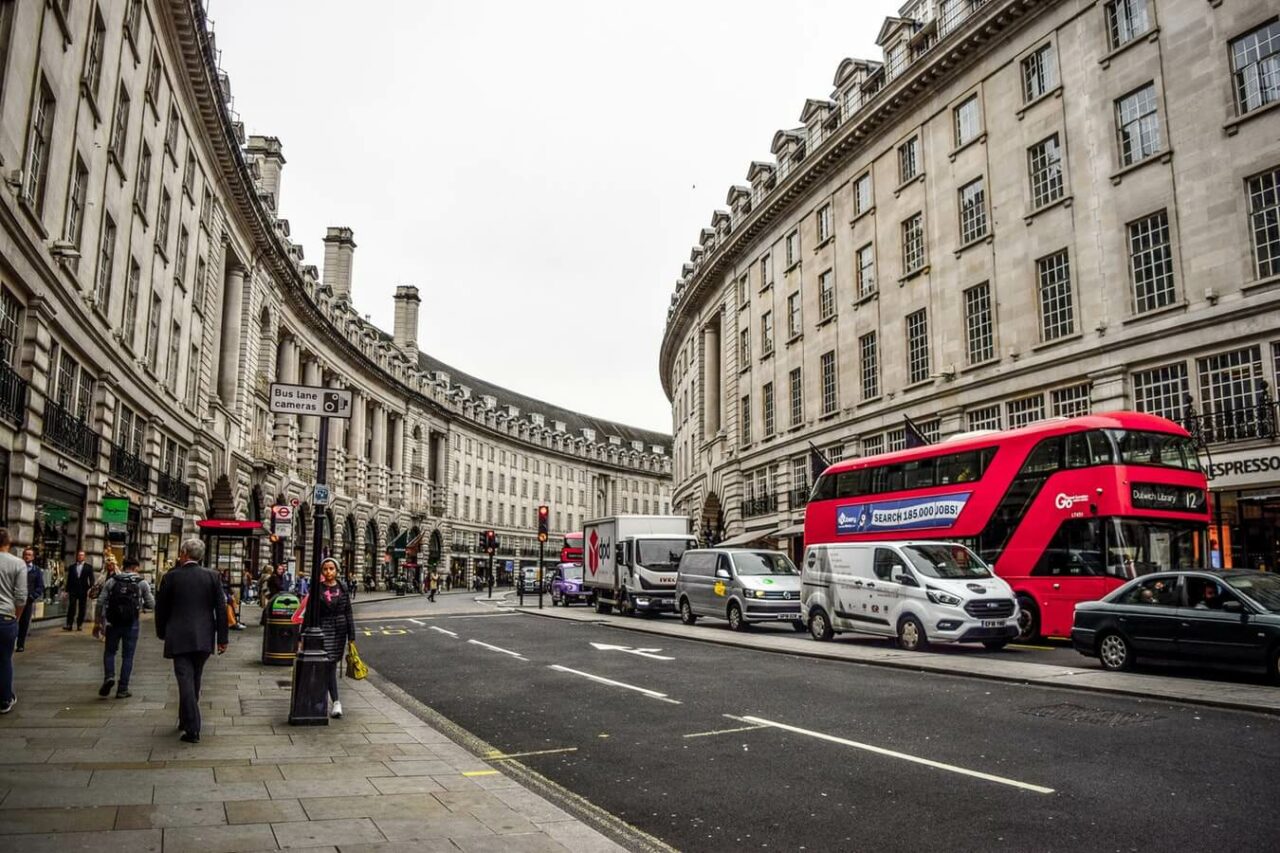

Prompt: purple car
[551,563,592,606]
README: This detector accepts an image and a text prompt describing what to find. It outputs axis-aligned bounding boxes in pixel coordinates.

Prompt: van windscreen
[902,544,992,579]
[734,552,798,576]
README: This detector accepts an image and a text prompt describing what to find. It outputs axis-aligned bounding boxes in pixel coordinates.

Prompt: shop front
[34,467,86,621]
[1206,446,1280,571]
[197,518,264,588]
[151,510,184,580]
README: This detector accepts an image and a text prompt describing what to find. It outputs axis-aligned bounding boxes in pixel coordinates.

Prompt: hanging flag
[904,415,931,449]
[808,443,832,486]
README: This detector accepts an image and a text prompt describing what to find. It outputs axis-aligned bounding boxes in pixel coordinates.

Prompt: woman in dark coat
[316,558,355,718]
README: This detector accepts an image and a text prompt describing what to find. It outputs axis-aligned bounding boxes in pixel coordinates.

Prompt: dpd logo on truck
[588,530,600,575]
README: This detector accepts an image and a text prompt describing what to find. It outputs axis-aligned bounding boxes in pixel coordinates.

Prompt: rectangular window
[1132,363,1188,420]
[789,367,803,426]
[1231,21,1280,115]
[786,291,801,338]
[109,86,130,163]
[760,311,773,356]
[123,259,140,346]
[738,326,750,368]
[792,456,808,495]
[967,405,1002,431]
[125,0,143,43]
[817,204,833,243]
[1037,249,1075,341]
[156,189,172,254]
[887,428,906,452]
[963,282,995,365]
[854,172,872,215]
[1007,394,1046,428]
[856,244,876,298]
[954,95,980,147]
[863,434,884,457]
[193,256,206,311]
[1198,346,1262,417]
[1028,134,1064,209]
[1116,83,1162,166]
[1246,166,1280,279]
[66,157,89,249]
[200,187,212,229]
[958,177,988,244]
[760,253,773,288]
[145,48,161,108]
[736,274,748,307]
[1106,0,1152,49]
[1050,383,1092,417]
[145,292,162,369]
[185,344,199,408]
[1022,43,1057,103]
[818,268,835,321]
[740,395,751,445]
[898,137,919,183]
[84,8,106,99]
[860,332,879,400]
[54,349,76,410]
[821,350,837,415]
[182,148,196,198]
[902,213,925,274]
[906,309,930,384]
[23,77,55,214]
[165,104,180,157]
[0,288,21,367]
[785,230,799,267]
[95,215,116,307]
[1129,210,1175,313]
[763,382,775,436]
[136,143,153,213]
[174,227,190,289]
[166,321,181,392]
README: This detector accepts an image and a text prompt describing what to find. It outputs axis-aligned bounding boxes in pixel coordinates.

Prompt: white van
[800,541,1019,651]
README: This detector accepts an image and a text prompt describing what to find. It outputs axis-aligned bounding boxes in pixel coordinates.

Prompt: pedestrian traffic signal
[537,505,549,542]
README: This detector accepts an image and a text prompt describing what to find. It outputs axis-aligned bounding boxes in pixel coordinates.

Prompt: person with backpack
[96,557,154,699]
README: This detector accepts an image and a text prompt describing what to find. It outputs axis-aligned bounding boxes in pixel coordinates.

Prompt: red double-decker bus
[560,531,584,565]
[804,413,1210,641]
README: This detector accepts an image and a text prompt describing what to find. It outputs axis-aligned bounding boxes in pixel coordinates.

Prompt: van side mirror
[894,573,919,587]
[715,567,731,580]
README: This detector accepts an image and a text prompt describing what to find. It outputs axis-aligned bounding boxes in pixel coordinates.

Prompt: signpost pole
[487,552,494,599]
[537,540,544,610]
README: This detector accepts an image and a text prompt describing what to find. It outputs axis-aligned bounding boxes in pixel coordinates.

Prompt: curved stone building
[660,0,1280,568]
[0,0,671,603]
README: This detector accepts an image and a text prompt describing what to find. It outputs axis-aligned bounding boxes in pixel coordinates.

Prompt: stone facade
[660,0,1280,565]
[0,0,671,589]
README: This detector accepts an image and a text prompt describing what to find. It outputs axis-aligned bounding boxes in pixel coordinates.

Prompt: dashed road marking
[682,724,769,739]
[430,626,459,637]
[548,664,681,704]
[468,639,528,660]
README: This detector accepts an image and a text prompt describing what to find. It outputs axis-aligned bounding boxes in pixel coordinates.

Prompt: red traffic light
[484,530,497,552]
[537,505,549,542]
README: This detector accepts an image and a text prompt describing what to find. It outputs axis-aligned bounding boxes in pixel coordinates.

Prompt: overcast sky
[210,0,888,434]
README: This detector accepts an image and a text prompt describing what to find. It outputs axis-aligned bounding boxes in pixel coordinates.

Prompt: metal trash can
[261,593,301,666]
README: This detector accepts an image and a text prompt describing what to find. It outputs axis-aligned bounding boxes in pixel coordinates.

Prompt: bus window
[902,459,935,490]
[812,474,835,502]
[1032,519,1105,577]
[1024,437,1064,474]
[835,470,860,499]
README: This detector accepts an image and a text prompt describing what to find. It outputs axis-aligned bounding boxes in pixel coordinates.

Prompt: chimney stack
[245,135,285,210]
[322,227,356,301]
[392,285,421,360]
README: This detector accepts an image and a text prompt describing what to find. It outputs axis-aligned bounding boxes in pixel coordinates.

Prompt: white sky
[210,0,888,434]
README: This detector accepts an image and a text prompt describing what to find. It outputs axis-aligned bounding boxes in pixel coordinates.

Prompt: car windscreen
[1222,573,1280,612]
[559,564,583,581]
[902,544,992,579]
[637,539,692,569]
[734,552,798,576]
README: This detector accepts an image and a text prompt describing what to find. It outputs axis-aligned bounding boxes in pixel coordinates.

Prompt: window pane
[1037,250,1074,341]
[1129,210,1176,312]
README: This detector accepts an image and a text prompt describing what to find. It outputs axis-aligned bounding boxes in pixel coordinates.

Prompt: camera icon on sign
[322,392,342,414]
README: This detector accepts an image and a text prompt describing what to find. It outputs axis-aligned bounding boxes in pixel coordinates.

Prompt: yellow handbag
[345,640,368,680]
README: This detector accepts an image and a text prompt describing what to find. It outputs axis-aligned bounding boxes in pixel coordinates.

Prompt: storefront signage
[1130,483,1206,512]
[150,515,175,534]
[836,492,971,534]
[1204,448,1280,491]
[102,496,130,525]
[269,383,353,419]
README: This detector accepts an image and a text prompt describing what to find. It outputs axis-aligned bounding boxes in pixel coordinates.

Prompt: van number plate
[981,619,1004,628]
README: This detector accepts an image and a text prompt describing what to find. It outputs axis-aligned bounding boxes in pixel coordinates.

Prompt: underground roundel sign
[587,529,600,575]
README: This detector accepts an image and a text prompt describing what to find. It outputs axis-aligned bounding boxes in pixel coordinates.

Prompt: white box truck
[582,515,696,616]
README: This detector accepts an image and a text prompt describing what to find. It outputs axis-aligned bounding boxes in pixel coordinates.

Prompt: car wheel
[809,608,834,641]
[1097,631,1134,672]
[727,602,748,632]
[594,598,611,615]
[1015,596,1040,642]
[897,615,928,652]
[982,640,1010,651]
[791,620,808,633]
[679,598,698,626]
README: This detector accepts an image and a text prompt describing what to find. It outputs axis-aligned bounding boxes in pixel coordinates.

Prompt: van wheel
[679,598,697,626]
[791,620,808,633]
[809,609,833,641]
[1015,596,1040,642]
[1098,632,1134,672]
[727,603,748,632]
[897,615,928,652]
[594,598,611,615]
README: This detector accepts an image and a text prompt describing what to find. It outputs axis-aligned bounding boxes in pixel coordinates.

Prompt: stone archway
[363,519,379,587]
[699,491,724,546]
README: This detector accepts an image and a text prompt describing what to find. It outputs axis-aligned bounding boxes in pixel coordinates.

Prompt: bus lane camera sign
[836,492,972,534]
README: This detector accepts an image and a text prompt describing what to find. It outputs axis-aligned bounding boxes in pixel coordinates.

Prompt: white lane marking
[485,746,579,760]
[740,715,1055,795]
[682,724,769,739]
[589,642,675,661]
[548,665,681,704]
[468,639,527,660]
[429,626,458,637]
[409,618,427,626]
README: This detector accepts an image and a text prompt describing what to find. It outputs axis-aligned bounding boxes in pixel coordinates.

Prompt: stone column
[1088,366,1128,412]
[390,414,405,503]
[298,356,321,476]
[370,404,387,498]
[273,336,299,467]
[327,376,347,490]
[216,263,246,408]
[345,392,366,497]
[703,321,721,437]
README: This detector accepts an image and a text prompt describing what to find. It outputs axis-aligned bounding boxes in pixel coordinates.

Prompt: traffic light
[477,531,486,550]
[537,505,549,543]
[484,530,497,553]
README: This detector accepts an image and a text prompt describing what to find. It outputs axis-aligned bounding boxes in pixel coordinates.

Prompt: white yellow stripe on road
[740,715,1055,795]
[467,639,527,660]
[548,665,681,705]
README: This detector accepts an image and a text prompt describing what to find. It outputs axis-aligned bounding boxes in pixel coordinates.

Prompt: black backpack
[106,575,142,626]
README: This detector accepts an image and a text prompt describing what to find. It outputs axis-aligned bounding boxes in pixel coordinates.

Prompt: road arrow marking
[589,642,675,661]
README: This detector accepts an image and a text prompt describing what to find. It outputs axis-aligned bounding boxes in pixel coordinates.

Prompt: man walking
[16,548,43,652]
[154,539,227,743]
[63,550,94,632]
[97,557,153,699]
[0,528,28,714]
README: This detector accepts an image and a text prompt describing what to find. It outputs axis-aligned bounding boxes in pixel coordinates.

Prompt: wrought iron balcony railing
[157,471,191,507]
[742,493,778,518]
[43,399,100,466]
[1182,395,1278,446]
[0,361,28,427]
[788,486,810,510]
[110,442,151,491]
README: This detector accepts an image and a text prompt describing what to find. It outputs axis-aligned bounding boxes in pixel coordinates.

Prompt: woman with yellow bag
[316,558,357,718]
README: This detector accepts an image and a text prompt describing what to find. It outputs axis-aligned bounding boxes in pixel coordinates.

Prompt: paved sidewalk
[0,613,627,852]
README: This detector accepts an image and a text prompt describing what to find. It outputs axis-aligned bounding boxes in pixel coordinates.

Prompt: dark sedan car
[1072,570,1280,681]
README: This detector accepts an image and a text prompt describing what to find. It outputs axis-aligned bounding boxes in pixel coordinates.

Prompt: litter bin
[262,593,301,666]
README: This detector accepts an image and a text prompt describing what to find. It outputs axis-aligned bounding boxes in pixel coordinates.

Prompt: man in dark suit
[63,550,94,631]
[154,538,227,743]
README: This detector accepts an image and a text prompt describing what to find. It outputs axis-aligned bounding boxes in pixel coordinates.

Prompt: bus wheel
[809,608,834,641]
[1015,597,1040,642]
[1098,632,1134,672]
[897,615,928,651]
[679,598,698,626]
[594,598,612,615]
[727,602,748,631]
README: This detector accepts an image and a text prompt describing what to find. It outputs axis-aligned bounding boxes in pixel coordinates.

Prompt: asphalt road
[356,610,1280,852]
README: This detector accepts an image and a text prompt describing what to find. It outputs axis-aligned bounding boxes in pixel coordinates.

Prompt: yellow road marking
[462,770,499,777]
[484,747,579,761]
[1008,643,1055,651]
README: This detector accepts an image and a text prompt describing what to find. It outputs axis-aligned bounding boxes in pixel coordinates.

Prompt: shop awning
[715,529,774,547]
[770,522,805,538]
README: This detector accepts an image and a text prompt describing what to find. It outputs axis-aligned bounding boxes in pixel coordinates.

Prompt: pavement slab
[114,801,229,829]
[0,805,119,834]
[162,821,280,853]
